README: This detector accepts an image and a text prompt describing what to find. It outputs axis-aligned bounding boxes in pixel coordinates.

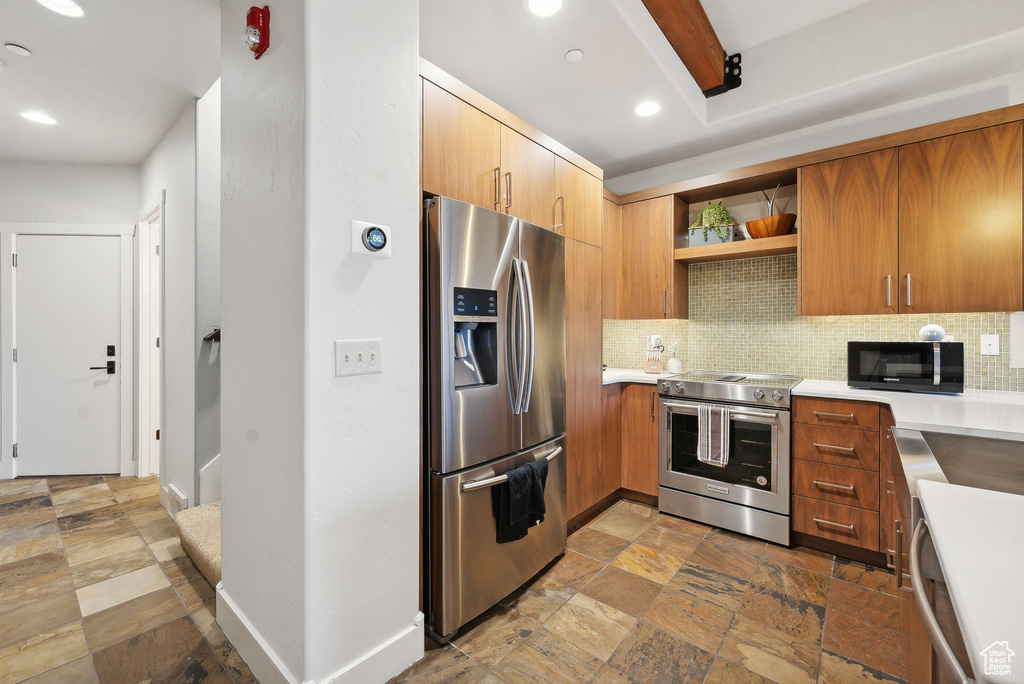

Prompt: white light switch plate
[335,339,382,376]
[980,334,1000,356]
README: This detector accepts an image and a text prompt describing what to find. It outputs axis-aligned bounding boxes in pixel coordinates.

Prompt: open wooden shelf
[674,233,797,264]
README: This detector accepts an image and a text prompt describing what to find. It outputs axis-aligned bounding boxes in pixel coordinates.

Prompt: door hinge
[12,444,17,459]
[12,349,16,363]
[155,245,160,256]
[11,254,17,267]
[155,337,160,348]
[155,429,160,440]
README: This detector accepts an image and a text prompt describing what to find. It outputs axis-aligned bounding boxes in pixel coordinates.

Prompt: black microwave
[847,341,965,394]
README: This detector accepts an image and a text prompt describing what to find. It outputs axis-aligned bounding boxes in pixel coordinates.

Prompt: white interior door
[16,235,122,475]
[149,222,162,476]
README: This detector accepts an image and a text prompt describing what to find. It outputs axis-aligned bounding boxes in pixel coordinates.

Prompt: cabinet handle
[493,168,501,210]
[813,517,855,531]
[886,274,892,308]
[894,518,904,590]
[554,196,565,229]
[813,480,855,492]
[812,442,855,453]
[905,273,912,307]
[662,289,667,317]
[650,390,655,419]
[504,172,512,211]
[886,479,896,495]
[813,411,855,420]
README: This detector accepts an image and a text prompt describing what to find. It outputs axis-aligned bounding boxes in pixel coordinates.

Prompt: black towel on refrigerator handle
[491,456,549,544]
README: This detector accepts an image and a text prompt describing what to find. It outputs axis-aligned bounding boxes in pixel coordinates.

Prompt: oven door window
[668,412,774,491]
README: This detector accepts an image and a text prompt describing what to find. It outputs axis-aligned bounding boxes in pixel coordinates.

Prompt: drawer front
[793,496,879,551]
[793,460,880,510]
[794,397,879,431]
[793,424,879,470]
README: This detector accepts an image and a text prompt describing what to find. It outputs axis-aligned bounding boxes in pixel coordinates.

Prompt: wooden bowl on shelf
[745,213,796,239]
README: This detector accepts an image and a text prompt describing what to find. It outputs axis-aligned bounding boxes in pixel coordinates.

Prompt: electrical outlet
[980,334,1000,356]
[335,339,382,377]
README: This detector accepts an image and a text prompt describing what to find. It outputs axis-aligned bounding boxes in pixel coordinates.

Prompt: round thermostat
[361,226,387,252]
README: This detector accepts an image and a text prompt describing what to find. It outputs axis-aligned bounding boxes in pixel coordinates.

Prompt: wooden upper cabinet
[898,122,1023,313]
[799,149,899,315]
[620,196,688,319]
[602,198,623,319]
[500,126,555,230]
[421,80,500,210]
[620,383,660,496]
[555,156,603,246]
[565,239,604,519]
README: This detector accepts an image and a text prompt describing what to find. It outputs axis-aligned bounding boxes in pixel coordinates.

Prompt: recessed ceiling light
[5,44,32,57]
[525,0,562,17]
[34,0,84,18]
[565,49,584,63]
[21,111,57,125]
[634,101,661,117]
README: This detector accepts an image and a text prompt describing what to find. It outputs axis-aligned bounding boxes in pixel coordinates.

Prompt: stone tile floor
[394,499,907,684]
[0,475,256,684]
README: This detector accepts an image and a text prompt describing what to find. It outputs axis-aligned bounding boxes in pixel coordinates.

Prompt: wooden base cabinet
[620,384,660,496]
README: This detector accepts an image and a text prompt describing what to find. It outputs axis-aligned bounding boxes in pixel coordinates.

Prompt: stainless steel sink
[921,431,1024,496]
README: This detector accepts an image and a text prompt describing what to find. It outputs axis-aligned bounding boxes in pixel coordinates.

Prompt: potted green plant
[689,202,738,246]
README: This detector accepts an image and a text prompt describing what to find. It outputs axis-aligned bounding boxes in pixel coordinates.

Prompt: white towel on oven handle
[697,404,730,467]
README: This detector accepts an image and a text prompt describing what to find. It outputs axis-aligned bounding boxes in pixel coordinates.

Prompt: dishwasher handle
[910,519,973,684]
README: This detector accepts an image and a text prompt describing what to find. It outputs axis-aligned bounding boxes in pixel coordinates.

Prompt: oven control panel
[657,374,799,408]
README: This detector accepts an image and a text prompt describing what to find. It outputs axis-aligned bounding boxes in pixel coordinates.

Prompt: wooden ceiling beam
[642,0,724,93]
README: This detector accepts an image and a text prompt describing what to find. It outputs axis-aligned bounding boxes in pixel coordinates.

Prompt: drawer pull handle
[813,480,855,492]
[812,442,855,453]
[813,411,856,420]
[813,517,855,531]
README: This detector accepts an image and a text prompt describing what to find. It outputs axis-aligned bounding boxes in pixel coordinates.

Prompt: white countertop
[793,379,1024,442]
[602,368,668,385]
[917,480,1024,683]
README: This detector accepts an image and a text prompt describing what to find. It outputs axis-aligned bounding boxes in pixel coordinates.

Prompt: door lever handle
[90,361,116,374]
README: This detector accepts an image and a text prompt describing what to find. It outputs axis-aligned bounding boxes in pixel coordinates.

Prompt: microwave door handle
[933,343,941,387]
[520,259,536,412]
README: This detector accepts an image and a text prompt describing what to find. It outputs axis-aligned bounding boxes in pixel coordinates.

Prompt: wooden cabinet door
[421,80,501,210]
[799,149,899,315]
[621,197,686,319]
[620,384,659,496]
[554,157,602,245]
[601,198,622,319]
[899,122,1023,313]
[601,385,623,502]
[879,406,897,565]
[501,126,556,230]
[565,239,604,519]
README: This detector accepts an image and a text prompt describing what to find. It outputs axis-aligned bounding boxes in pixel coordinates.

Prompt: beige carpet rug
[174,501,221,587]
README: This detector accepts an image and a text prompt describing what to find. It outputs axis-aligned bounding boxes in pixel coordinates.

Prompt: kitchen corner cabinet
[565,239,604,519]
[799,149,899,315]
[899,122,1023,313]
[602,198,623,319]
[620,384,660,496]
[555,156,603,246]
[621,196,688,319]
[422,79,501,210]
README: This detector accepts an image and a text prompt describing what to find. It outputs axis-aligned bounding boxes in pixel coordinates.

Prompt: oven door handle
[729,409,781,421]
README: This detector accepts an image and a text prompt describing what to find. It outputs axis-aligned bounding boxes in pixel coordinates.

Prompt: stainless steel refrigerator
[424,196,566,639]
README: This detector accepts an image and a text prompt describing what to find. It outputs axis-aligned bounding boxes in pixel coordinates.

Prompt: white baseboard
[199,453,221,504]
[318,612,424,684]
[160,483,188,516]
[216,584,304,684]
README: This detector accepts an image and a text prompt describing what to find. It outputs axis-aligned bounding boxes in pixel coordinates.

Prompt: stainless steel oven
[657,372,798,545]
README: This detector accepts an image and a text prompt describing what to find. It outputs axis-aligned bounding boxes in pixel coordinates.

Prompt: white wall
[0,162,139,224]
[195,79,221,498]
[303,0,422,681]
[607,69,1024,194]
[219,0,307,679]
[140,103,197,506]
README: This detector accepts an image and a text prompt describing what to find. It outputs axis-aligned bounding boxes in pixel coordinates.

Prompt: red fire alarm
[242,6,270,60]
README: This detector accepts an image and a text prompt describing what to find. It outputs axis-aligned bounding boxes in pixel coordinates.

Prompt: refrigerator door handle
[510,258,527,414]
[521,259,536,412]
